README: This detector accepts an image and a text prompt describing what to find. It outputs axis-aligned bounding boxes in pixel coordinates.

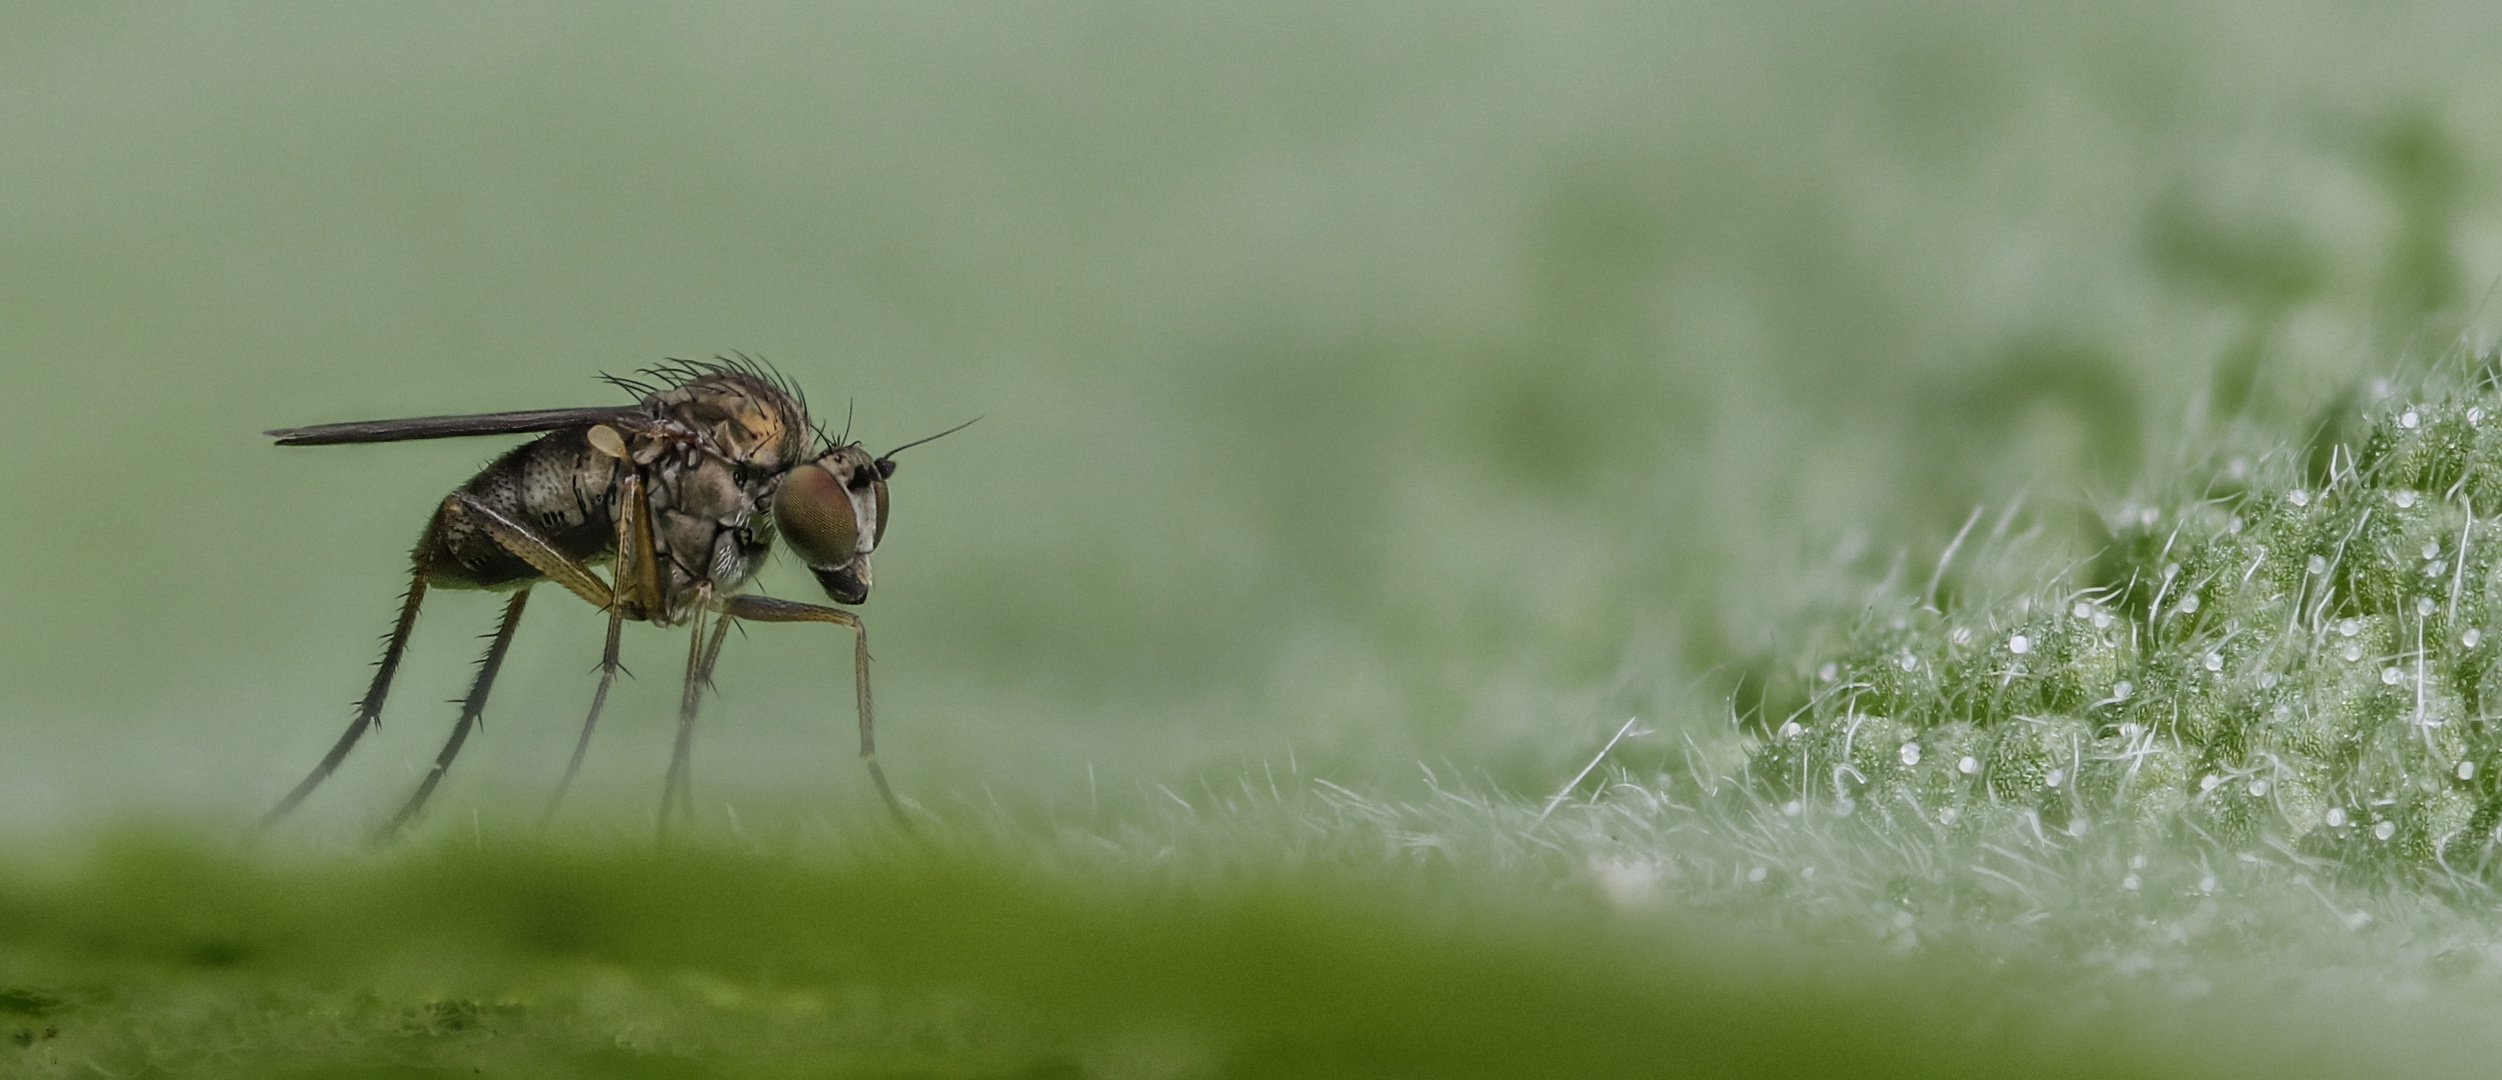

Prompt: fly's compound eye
[776,455,884,604]
[776,461,860,569]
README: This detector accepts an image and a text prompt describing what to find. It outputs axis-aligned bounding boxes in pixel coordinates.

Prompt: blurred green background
[5,1,2502,835]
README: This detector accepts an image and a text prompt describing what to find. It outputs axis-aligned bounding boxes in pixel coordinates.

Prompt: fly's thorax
[642,371,810,474]
[642,439,778,619]
[775,444,888,605]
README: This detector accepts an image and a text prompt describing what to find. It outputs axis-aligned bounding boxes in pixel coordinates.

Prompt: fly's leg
[717,594,909,826]
[443,493,615,609]
[544,469,659,822]
[542,605,625,825]
[257,558,432,832]
[657,589,729,841]
[373,588,531,843]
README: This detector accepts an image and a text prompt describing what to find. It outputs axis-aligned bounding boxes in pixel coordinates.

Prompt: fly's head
[773,413,976,606]
[775,444,891,605]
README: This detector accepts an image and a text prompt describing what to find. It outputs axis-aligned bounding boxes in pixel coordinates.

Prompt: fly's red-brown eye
[775,461,859,570]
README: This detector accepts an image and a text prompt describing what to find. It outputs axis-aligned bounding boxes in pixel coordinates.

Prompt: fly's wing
[267,406,645,445]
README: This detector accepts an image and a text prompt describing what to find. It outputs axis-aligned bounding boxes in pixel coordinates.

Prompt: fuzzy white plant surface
[1754,360,2502,881]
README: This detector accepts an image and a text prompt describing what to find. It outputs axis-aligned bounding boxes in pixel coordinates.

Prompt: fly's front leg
[717,594,908,825]
[657,587,729,842]
[374,587,531,843]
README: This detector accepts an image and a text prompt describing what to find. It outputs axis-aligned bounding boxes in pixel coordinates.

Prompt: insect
[257,358,969,840]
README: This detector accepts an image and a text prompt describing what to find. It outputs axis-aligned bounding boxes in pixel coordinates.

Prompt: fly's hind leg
[373,587,531,843]
[359,492,620,840]
[717,594,909,826]
[257,556,432,832]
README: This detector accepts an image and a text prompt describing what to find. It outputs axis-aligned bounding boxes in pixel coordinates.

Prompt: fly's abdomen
[422,428,623,589]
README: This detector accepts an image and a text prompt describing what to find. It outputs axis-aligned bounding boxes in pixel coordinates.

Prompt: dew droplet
[2249,779,2269,797]
[2272,703,2291,720]
[2258,672,2280,689]
[2466,629,2484,648]
[1957,756,1979,775]
[1898,653,1918,672]
[2163,562,2181,581]
[1899,742,1922,766]
[2121,873,2141,891]
[2474,407,2487,425]
[2046,768,2066,788]
[2199,874,2217,892]
[2424,540,2443,560]
[2008,634,2031,655]
[2342,641,2364,662]
[2326,807,2347,827]
[2290,490,2312,508]
[1817,662,1838,682]
[2308,554,2329,575]
[2383,666,2404,685]
[2200,774,2221,792]
[2395,490,2419,508]
[2067,818,2088,837]
[2092,609,2112,629]
[2460,761,2478,781]
[1778,721,1803,740]
[2402,409,2421,429]
[2141,507,2159,527]
[2203,652,2223,672]
[1748,865,1767,883]
[2113,680,2133,700]
[2419,597,2439,616]
[2074,602,2094,619]
[2338,618,2361,638]
[2374,821,2397,841]
[2177,595,2201,614]
[1782,800,1802,816]
[2227,516,2245,534]
[1937,807,1958,825]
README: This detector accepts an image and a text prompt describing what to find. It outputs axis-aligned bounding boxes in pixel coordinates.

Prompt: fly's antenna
[876,416,982,467]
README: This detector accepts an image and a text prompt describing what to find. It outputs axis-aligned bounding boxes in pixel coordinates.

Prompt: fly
[256,357,972,841]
